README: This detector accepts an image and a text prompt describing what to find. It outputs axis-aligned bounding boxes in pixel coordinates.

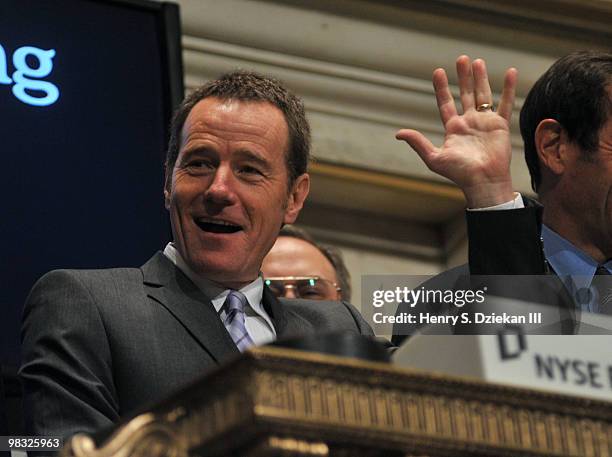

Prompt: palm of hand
[437,112,512,188]
[396,56,518,207]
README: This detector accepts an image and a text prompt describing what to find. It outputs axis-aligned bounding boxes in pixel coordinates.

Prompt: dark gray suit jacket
[20,252,373,439]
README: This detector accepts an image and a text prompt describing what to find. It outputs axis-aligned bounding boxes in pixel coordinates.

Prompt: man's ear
[535,119,566,176]
[284,173,310,224]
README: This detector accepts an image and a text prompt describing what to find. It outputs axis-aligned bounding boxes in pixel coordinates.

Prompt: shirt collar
[162,242,269,320]
[542,225,600,277]
[541,225,612,313]
[542,224,612,284]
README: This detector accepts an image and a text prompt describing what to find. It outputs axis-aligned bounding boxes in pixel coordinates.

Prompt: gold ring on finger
[477,103,495,112]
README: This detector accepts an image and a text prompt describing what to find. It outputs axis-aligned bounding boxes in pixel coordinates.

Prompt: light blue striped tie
[223,290,255,352]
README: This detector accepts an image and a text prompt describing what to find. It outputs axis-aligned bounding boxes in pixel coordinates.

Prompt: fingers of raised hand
[497,67,518,122]
[472,59,493,109]
[456,56,516,123]
[456,55,475,112]
[433,68,457,125]
[396,129,439,171]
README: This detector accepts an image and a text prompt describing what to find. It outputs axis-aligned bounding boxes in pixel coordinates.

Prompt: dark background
[0,0,183,368]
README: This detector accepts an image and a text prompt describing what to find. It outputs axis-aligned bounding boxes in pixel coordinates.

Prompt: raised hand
[397,55,518,208]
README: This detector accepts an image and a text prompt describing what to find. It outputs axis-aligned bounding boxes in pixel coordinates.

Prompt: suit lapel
[262,286,287,336]
[141,252,239,363]
[262,286,316,339]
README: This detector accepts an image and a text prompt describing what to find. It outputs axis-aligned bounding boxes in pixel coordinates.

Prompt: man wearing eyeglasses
[262,225,350,301]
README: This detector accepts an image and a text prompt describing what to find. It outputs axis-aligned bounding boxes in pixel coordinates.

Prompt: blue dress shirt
[542,225,612,312]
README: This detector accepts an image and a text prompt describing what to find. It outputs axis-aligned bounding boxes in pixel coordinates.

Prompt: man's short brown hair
[520,51,612,192]
[165,70,310,189]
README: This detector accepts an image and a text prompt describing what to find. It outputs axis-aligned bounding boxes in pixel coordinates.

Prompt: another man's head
[520,51,612,261]
[164,71,311,287]
[261,225,351,301]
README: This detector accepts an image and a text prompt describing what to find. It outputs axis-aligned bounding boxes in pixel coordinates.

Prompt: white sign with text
[394,315,612,402]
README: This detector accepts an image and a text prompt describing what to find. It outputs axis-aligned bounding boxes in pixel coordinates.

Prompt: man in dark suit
[20,71,374,439]
[393,52,612,344]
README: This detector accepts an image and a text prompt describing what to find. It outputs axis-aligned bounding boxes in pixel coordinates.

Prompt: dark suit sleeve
[466,200,547,275]
[20,270,119,440]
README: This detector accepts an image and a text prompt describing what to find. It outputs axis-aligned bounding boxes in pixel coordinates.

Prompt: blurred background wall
[170,0,612,310]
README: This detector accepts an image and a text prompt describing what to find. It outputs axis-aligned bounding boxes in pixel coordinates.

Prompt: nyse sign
[489,330,612,401]
[393,309,612,402]
[0,43,59,106]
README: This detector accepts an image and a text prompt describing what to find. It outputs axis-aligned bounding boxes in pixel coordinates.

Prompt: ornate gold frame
[62,346,612,457]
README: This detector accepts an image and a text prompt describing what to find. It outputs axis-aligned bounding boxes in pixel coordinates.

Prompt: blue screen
[0,0,180,365]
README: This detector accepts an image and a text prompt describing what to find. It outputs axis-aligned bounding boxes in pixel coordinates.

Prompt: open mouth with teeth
[195,218,243,234]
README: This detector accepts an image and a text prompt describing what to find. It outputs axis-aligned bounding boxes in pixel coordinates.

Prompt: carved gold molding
[62,346,612,457]
[62,413,187,457]
[245,437,329,457]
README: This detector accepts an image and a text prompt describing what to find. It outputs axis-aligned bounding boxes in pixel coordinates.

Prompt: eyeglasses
[264,276,341,300]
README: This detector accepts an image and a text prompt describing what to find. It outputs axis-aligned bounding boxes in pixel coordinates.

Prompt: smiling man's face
[164,97,309,288]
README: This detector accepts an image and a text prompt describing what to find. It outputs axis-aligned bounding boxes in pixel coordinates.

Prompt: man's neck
[211,278,259,290]
[163,243,259,291]
[541,201,608,264]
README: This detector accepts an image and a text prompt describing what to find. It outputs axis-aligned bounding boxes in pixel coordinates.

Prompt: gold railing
[61,346,612,457]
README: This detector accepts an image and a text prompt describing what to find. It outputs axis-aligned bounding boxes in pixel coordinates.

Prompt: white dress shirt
[163,242,276,345]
